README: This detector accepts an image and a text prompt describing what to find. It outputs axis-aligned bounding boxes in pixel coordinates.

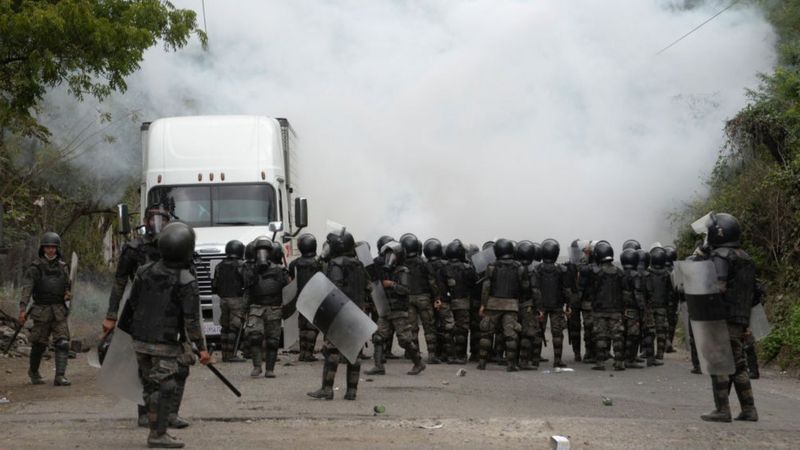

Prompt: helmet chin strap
[45,253,57,261]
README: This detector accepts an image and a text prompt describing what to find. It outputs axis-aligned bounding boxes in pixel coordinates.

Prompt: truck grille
[194,252,225,297]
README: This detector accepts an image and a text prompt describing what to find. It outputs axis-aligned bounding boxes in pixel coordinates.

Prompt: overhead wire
[656,0,741,55]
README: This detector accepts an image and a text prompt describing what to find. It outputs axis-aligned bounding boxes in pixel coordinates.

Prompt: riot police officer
[19,232,72,386]
[212,240,246,362]
[702,213,759,422]
[589,241,626,371]
[478,239,528,372]
[402,235,442,364]
[532,239,571,368]
[118,222,211,449]
[288,233,323,362]
[308,231,371,400]
[244,238,290,378]
[424,238,454,363]
[365,242,426,376]
[620,249,645,369]
[644,247,672,364]
[663,245,679,353]
[564,239,583,362]
[515,241,541,370]
[442,240,477,364]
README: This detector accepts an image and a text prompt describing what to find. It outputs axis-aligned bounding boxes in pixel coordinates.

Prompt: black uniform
[288,255,323,361]
[212,257,245,361]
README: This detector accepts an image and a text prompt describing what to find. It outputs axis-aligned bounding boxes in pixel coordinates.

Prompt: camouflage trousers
[219,297,245,357]
[710,323,756,413]
[451,298,471,359]
[622,308,642,362]
[469,298,482,358]
[408,294,437,355]
[298,313,319,357]
[28,303,70,345]
[479,309,521,364]
[434,302,455,359]
[567,305,582,355]
[542,310,567,362]
[373,312,420,357]
[518,302,542,365]
[245,305,283,351]
[666,302,678,348]
[593,312,624,363]
[581,301,595,358]
[320,339,361,389]
[136,351,179,432]
[644,306,668,359]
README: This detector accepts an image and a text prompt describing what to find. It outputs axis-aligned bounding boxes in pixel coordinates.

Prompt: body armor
[489,260,523,299]
[406,256,432,295]
[444,261,476,300]
[248,266,286,306]
[289,256,323,292]
[712,247,756,325]
[326,256,369,308]
[538,262,566,310]
[31,259,69,305]
[129,262,193,346]
[213,258,244,298]
[592,264,624,312]
[647,268,672,307]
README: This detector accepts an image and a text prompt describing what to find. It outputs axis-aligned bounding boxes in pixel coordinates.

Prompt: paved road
[1,343,798,449]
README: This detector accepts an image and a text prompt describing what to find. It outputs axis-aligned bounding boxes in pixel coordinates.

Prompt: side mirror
[117,204,131,235]
[294,197,308,229]
[268,221,284,233]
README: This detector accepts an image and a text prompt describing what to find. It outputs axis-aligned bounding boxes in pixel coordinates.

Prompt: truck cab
[132,115,307,338]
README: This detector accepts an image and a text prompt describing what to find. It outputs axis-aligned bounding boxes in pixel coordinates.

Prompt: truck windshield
[148,184,277,227]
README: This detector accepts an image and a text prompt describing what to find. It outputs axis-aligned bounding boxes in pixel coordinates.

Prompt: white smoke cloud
[48,0,776,252]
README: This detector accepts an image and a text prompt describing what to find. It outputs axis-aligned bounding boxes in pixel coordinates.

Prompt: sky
[43,0,777,253]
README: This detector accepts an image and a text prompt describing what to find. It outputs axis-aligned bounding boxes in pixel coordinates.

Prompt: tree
[0,0,206,141]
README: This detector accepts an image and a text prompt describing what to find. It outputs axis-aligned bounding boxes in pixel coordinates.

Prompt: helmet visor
[148,213,170,235]
[256,248,270,266]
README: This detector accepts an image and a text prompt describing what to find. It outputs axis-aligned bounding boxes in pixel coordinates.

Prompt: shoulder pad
[396,266,410,274]
[178,269,196,285]
[592,265,602,275]
[711,247,732,259]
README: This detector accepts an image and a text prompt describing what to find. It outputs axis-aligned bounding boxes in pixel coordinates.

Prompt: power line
[656,0,741,55]
[201,0,208,36]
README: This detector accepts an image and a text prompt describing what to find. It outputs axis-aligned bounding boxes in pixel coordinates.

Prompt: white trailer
[124,115,308,338]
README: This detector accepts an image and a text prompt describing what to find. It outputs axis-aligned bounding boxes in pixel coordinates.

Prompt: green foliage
[0,0,206,140]
[760,299,800,370]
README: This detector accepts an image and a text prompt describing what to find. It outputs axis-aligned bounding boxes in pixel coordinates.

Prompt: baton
[193,348,242,397]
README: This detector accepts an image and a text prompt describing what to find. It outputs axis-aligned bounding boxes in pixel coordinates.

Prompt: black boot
[138,404,149,427]
[168,375,189,429]
[264,349,278,378]
[701,376,732,423]
[365,342,385,375]
[250,345,263,377]
[407,351,426,375]
[308,354,336,400]
[148,389,183,448]
[54,347,71,386]
[28,342,46,385]
[344,363,360,400]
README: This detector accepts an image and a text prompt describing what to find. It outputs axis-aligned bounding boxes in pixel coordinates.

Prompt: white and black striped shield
[297,273,377,363]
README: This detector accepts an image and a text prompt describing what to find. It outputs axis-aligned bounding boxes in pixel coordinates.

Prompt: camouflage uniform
[212,256,245,361]
[244,262,290,378]
[478,259,528,371]
[644,266,672,361]
[405,255,441,361]
[443,258,477,363]
[590,262,626,370]
[288,255,323,361]
[427,256,455,362]
[531,261,570,367]
[621,266,645,368]
[21,256,72,385]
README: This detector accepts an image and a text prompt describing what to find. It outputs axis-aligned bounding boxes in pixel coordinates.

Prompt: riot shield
[370,280,390,317]
[326,219,346,236]
[569,245,582,265]
[671,265,684,291]
[470,247,496,274]
[678,301,690,351]
[683,259,735,375]
[356,243,373,267]
[749,303,772,341]
[675,261,719,296]
[282,280,299,349]
[97,328,144,404]
[691,212,714,234]
[649,242,664,251]
[298,273,377,363]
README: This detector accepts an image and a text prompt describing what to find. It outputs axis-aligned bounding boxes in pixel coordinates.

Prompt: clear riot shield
[649,242,664,251]
[683,259,735,375]
[326,219,346,236]
[675,261,719,296]
[356,243,373,267]
[671,265,683,291]
[569,245,582,265]
[97,328,144,404]
[370,280,390,317]
[749,303,772,341]
[282,280,299,349]
[470,247,496,274]
[691,212,714,235]
[298,273,377,364]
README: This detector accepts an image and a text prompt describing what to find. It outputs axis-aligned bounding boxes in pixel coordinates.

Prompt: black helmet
[298,233,317,257]
[531,242,543,262]
[593,240,613,263]
[381,241,405,269]
[650,247,667,268]
[707,212,741,247]
[158,222,196,264]
[341,231,356,255]
[622,239,641,251]
[515,240,536,264]
[494,238,514,260]
[445,240,466,261]
[245,241,256,262]
[377,235,395,251]
[144,203,171,236]
[38,231,62,257]
[253,237,273,266]
[635,249,650,269]
[541,239,560,263]
[225,240,245,259]
[620,248,639,269]
[270,242,285,264]
[482,241,495,251]
[423,238,443,259]
[401,235,421,257]
[663,246,678,266]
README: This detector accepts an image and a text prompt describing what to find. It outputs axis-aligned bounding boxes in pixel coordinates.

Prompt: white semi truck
[119,115,308,338]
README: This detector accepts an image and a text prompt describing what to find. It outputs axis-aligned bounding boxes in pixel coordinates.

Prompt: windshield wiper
[214,221,255,226]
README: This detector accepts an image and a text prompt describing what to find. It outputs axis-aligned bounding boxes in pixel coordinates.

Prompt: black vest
[32,259,68,305]
[214,258,244,298]
[489,259,523,299]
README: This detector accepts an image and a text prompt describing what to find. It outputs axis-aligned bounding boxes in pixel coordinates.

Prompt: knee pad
[372,334,385,345]
[160,378,178,397]
[55,339,70,352]
[454,334,467,345]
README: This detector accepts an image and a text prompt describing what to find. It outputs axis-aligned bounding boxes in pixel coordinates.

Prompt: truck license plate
[203,322,221,336]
